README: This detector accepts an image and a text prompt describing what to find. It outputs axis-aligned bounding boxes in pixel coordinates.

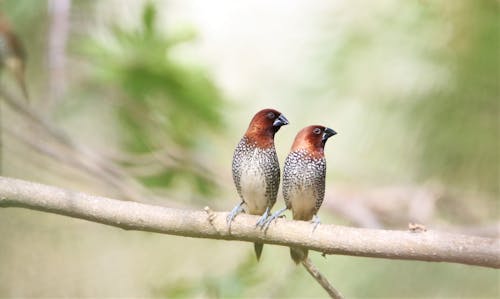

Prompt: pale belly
[239,163,268,215]
[289,188,316,221]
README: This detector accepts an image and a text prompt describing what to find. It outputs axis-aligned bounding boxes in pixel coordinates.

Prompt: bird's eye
[313,128,322,135]
[267,112,275,119]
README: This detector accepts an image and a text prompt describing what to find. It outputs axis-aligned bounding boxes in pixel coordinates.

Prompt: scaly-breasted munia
[0,14,29,100]
[264,125,336,263]
[227,108,289,260]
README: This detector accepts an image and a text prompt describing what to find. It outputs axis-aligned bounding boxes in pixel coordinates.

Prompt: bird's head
[244,108,289,147]
[291,125,337,156]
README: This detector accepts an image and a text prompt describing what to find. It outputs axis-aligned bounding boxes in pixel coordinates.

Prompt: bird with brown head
[227,108,289,261]
[263,125,337,264]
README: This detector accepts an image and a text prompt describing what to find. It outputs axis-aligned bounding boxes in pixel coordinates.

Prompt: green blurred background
[0,0,498,298]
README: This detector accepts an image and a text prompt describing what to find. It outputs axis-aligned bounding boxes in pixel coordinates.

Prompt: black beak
[322,127,337,143]
[273,114,289,127]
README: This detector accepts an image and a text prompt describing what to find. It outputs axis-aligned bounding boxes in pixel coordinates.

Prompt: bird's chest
[288,184,317,221]
[284,152,325,220]
[238,149,273,213]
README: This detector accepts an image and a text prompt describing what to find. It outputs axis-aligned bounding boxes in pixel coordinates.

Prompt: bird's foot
[255,207,271,228]
[311,215,321,232]
[227,201,244,228]
[261,207,288,230]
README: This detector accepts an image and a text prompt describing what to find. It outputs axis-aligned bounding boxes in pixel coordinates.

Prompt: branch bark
[302,257,344,299]
[0,176,498,269]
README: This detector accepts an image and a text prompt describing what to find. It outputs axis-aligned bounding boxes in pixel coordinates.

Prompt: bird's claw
[227,201,244,228]
[260,207,288,230]
[261,214,278,230]
[255,207,270,228]
[311,215,321,232]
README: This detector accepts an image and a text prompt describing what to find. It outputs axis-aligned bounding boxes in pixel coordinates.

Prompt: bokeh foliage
[410,1,499,195]
[156,255,265,298]
[319,0,498,196]
[0,1,498,298]
[82,3,225,195]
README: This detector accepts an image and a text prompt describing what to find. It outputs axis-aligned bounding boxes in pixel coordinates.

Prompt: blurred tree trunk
[46,0,71,111]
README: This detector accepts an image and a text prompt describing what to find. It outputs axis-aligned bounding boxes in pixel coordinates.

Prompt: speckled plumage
[232,136,280,215]
[228,108,289,260]
[283,149,326,221]
[281,125,336,264]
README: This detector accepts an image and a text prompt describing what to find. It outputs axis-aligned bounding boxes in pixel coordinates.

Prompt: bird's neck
[291,146,324,159]
[244,129,275,149]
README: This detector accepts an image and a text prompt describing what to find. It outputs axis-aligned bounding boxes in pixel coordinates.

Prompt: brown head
[244,108,289,148]
[291,125,337,158]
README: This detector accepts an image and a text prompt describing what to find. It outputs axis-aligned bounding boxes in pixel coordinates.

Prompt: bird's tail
[290,247,308,264]
[254,242,264,261]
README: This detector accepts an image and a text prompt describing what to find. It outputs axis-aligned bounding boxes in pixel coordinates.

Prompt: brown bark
[0,176,498,269]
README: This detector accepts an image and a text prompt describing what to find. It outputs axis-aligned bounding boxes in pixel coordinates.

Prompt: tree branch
[0,176,498,269]
[301,257,344,299]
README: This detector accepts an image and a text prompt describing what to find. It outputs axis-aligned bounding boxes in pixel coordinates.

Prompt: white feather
[239,149,269,214]
[289,187,316,220]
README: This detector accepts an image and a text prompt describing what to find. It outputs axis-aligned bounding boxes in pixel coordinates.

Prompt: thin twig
[0,85,165,204]
[2,123,152,204]
[0,84,215,208]
[0,176,498,269]
[301,257,344,299]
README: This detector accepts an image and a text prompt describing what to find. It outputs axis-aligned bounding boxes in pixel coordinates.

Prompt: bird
[263,125,336,264]
[0,14,29,100]
[227,108,289,260]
